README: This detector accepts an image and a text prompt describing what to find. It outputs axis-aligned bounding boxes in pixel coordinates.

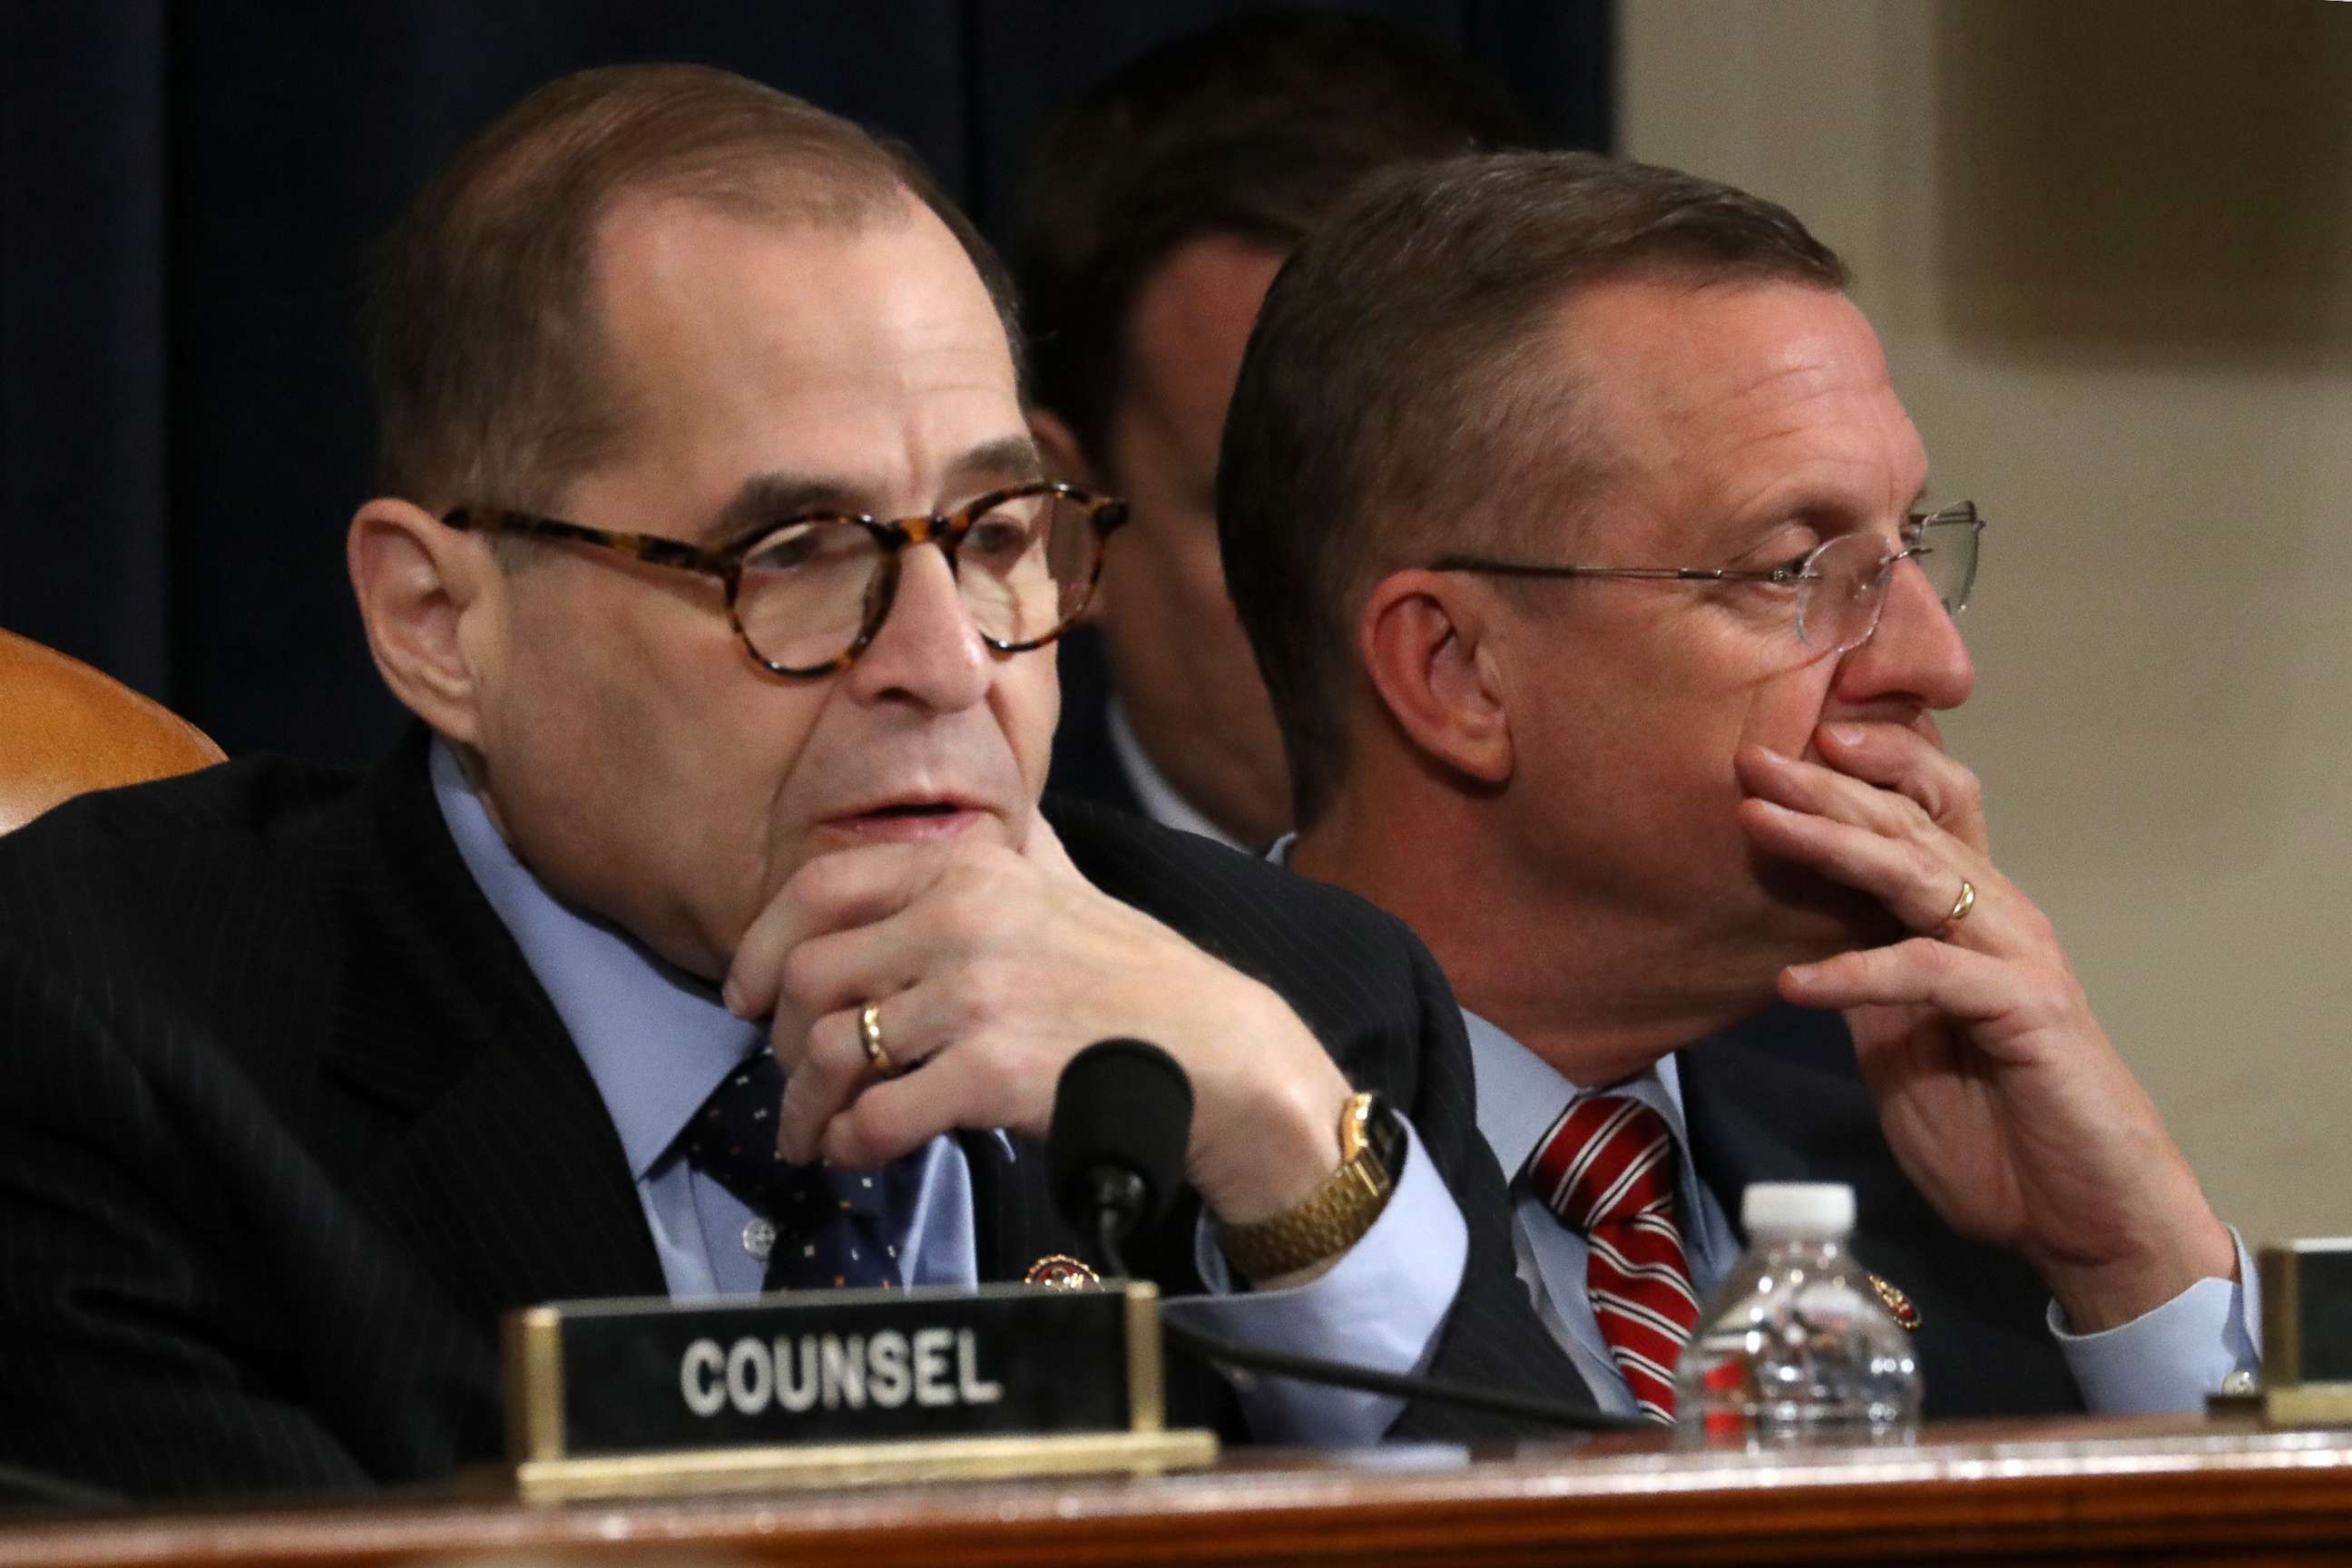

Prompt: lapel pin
[1024,1254,1099,1289]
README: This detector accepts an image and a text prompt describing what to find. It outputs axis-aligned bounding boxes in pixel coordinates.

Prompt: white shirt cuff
[1164,1117,1465,1445]
[2050,1225,2264,1415]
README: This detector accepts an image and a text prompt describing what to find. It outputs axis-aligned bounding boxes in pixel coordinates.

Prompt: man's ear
[347,497,497,748]
[1357,569,1514,788]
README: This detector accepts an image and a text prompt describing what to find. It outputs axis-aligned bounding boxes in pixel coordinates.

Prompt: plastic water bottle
[1673,1181,1922,1446]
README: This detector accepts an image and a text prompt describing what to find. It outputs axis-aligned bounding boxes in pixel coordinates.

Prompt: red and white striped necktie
[1525,1094,1700,1423]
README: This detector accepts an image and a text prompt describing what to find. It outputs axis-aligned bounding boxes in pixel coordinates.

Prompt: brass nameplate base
[504,1280,1217,1500]
[515,1428,1219,1502]
[2262,1385,2352,1426]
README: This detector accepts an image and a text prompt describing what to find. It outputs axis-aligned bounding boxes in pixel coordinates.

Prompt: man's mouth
[817,795,994,843]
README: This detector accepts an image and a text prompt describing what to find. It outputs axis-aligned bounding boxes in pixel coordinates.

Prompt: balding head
[362,63,1018,515]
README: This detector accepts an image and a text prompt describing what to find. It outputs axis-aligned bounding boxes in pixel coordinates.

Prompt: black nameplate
[505,1283,1160,1461]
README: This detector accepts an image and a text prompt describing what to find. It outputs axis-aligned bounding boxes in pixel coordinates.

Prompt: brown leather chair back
[0,629,226,835]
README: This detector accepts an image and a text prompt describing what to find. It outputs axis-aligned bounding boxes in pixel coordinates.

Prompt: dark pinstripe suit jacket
[0,735,1583,1501]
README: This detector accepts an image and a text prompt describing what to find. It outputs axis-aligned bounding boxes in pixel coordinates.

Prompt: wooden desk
[5,1416,2351,1566]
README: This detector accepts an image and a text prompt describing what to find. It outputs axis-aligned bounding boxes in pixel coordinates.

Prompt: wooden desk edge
[7,1417,2352,1567]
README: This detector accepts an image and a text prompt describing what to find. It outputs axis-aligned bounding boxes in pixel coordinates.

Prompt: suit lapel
[1681,1005,1955,1280]
[312,730,666,1325]
[1680,1006,1862,1198]
[368,1017,666,1320]
[1679,1006,2083,1418]
[963,1129,1098,1284]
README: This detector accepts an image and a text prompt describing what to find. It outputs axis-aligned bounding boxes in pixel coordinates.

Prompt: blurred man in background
[1019,12,1533,849]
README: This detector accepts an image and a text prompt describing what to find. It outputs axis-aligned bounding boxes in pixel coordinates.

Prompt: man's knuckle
[942,978,985,1034]
[793,854,846,907]
[779,1085,823,1143]
[778,946,828,1011]
[1892,792,1936,839]
[816,1016,861,1081]
[944,845,1007,893]
[969,1039,1026,1106]
[935,884,991,944]
[847,1092,900,1152]
[965,839,1018,872]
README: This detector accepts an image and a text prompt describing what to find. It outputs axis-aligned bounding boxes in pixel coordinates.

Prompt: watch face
[1363,1093,1405,1179]
[1339,1093,1374,1162]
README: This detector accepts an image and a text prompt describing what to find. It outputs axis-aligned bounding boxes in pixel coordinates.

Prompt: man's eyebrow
[702,436,1045,545]
[1736,476,1939,532]
[707,473,864,544]
[943,436,1045,496]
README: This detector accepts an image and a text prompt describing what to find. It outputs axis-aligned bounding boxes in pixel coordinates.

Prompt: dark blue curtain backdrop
[0,1,1609,764]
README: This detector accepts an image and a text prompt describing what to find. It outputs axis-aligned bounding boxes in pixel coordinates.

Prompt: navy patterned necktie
[680,1051,898,1291]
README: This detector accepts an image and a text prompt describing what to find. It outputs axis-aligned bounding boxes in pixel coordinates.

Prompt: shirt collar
[1459,1009,1692,1178]
[429,740,759,1180]
[1105,698,1246,851]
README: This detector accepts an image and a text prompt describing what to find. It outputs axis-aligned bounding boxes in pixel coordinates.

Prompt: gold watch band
[1219,1091,1398,1280]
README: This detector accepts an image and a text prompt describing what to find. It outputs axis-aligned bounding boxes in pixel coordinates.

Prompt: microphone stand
[1087,1169,1637,1435]
[1158,1318,1642,1434]
[1088,1168,1149,1280]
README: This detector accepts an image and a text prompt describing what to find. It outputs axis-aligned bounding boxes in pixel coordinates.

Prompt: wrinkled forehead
[1552,278,1925,551]
[583,194,1028,524]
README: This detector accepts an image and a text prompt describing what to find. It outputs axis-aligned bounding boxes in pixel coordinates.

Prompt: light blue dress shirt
[431,742,1465,1443]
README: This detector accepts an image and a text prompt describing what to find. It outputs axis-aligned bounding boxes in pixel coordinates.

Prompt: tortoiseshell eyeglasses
[442,481,1129,677]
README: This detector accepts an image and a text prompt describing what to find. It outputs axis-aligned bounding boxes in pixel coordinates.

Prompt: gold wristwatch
[1220,1091,1403,1280]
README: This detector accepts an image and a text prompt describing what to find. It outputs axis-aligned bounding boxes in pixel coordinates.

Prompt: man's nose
[1835,554,1975,711]
[841,544,995,711]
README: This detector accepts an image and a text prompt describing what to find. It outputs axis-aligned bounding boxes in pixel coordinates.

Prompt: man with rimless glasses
[1220,152,2257,1421]
[0,67,1576,1499]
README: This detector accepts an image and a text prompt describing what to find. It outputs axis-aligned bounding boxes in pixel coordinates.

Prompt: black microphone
[1047,1043,1639,1435]
[1049,1038,1193,1279]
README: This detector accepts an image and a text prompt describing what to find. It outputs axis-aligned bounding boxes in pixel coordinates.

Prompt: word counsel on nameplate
[502,1282,1216,1498]
[678,1323,1006,1420]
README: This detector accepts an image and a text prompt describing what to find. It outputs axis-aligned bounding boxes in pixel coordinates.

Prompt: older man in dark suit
[0,66,1573,1502]
[1220,152,2260,1423]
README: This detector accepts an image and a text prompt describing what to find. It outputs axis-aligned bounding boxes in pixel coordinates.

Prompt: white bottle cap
[1741,1181,1856,1237]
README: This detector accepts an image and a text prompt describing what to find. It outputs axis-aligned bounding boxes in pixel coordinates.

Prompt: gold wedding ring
[1942,877,1977,932]
[858,1000,901,1079]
